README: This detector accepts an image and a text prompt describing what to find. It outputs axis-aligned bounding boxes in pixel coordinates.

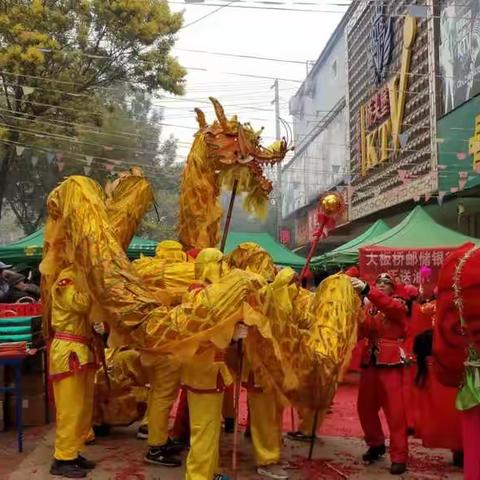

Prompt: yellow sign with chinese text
[359,16,417,176]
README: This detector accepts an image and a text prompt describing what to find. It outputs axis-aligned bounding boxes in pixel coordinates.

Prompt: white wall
[282,23,348,219]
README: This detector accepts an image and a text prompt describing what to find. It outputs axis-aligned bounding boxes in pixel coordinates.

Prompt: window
[331,60,337,78]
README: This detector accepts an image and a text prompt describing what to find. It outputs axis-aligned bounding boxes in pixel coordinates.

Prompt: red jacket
[360,287,408,367]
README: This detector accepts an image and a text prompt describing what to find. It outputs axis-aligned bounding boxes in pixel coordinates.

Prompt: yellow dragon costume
[41,99,362,480]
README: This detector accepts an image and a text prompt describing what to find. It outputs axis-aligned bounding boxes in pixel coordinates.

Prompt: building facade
[347,0,438,221]
[282,16,349,248]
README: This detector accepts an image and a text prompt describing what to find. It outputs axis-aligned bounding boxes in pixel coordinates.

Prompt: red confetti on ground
[291,455,362,479]
[408,453,458,479]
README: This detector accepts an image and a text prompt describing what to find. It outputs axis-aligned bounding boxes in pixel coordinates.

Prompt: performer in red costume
[350,273,409,476]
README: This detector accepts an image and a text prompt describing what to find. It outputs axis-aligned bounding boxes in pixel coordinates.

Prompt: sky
[160,0,350,162]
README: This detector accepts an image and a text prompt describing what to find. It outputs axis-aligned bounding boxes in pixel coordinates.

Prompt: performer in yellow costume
[133,240,188,446]
[137,240,190,466]
[226,243,288,480]
[48,265,97,479]
[181,248,246,480]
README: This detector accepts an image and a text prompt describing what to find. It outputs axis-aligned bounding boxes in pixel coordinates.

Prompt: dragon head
[195,97,291,196]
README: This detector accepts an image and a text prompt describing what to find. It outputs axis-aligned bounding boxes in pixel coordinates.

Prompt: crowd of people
[0,261,40,303]
[2,241,478,479]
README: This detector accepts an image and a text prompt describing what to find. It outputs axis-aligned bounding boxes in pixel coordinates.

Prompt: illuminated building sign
[359,16,417,177]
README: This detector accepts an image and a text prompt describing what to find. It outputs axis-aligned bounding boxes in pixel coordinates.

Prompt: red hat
[344,266,360,277]
[376,272,395,286]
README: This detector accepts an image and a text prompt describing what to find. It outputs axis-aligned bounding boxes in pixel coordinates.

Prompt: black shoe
[165,437,185,453]
[362,445,386,463]
[144,447,182,467]
[452,451,464,468]
[224,417,235,434]
[286,431,314,443]
[93,424,110,437]
[137,425,148,440]
[75,455,96,470]
[390,463,407,475]
[50,460,87,478]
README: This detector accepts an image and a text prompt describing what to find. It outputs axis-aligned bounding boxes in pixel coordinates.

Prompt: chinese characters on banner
[359,247,453,285]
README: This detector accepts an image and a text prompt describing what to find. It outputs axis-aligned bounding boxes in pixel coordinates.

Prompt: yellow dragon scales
[40,99,362,412]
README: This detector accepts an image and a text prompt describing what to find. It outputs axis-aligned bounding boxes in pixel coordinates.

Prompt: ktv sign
[358,15,417,177]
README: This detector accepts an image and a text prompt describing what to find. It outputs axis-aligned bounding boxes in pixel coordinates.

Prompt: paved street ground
[2,425,463,480]
[0,382,464,479]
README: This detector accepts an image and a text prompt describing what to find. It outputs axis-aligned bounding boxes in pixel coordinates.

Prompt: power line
[174,47,310,64]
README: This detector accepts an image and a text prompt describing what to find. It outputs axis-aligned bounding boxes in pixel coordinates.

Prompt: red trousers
[463,405,480,480]
[357,366,408,464]
[171,389,190,441]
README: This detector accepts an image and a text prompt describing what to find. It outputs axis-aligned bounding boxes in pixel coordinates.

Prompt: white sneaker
[257,464,289,479]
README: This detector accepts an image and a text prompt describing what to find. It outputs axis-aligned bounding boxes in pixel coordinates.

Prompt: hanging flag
[424,192,432,202]
[457,152,467,161]
[346,185,355,200]
[438,192,446,206]
[459,179,467,190]
[31,156,38,167]
[412,193,421,202]
[397,169,408,183]
[85,155,93,166]
[22,86,34,96]
[47,153,55,164]
[450,187,459,193]
[459,171,469,180]
[407,5,429,17]
[15,146,25,156]
[398,133,409,148]
[83,166,91,175]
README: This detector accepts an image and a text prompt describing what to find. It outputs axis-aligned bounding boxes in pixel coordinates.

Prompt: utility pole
[271,78,282,240]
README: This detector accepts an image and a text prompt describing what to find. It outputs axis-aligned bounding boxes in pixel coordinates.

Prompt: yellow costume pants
[186,391,224,480]
[298,408,327,436]
[146,356,180,447]
[248,391,283,466]
[53,369,95,461]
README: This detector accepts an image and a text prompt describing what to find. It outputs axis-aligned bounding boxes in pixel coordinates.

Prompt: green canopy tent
[362,206,478,248]
[312,219,390,268]
[314,206,478,268]
[224,231,306,270]
[0,229,158,266]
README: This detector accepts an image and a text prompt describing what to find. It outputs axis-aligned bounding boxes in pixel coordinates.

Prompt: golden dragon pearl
[320,193,343,217]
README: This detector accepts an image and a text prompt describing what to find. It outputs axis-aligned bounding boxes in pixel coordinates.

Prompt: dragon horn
[195,108,207,128]
[209,97,228,128]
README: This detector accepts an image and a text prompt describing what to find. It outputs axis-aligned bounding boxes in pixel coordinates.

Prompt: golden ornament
[320,192,344,217]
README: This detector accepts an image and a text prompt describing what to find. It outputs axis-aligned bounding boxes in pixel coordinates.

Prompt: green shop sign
[437,95,480,193]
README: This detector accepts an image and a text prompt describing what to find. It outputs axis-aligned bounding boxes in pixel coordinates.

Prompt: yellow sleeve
[54,281,91,314]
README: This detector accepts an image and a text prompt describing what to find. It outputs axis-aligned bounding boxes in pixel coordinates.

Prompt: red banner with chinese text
[359,247,454,286]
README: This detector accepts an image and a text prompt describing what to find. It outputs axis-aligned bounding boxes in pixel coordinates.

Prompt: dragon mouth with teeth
[195,97,292,196]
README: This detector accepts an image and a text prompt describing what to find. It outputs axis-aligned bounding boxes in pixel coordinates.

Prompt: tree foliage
[0,0,186,221]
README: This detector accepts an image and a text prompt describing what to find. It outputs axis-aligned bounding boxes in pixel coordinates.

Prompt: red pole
[232,339,243,480]
[300,219,326,282]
